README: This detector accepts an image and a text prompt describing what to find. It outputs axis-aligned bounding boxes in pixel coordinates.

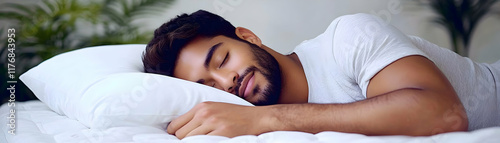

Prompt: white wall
[2,0,499,63]
[141,0,500,63]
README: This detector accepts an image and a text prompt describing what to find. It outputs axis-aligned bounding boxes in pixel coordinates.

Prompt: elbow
[441,115,468,133]
[434,93,469,134]
[410,113,468,136]
[427,103,469,135]
[425,90,469,135]
[411,94,469,136]
[411,108,468,136]
[452,111,469,132]
[426,115,468,136]
[439,107,469,133]
[454,119,469,132]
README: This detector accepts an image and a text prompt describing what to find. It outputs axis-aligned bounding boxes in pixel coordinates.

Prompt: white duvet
[1,100,500,143]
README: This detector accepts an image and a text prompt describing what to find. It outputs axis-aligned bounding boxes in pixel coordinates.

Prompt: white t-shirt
[293,13,500,130]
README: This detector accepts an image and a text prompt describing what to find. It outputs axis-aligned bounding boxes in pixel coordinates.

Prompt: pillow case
[20,44,253,129]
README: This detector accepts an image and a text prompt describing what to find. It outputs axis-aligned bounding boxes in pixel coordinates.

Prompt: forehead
[173,36,231,80]
[173,37,211,80]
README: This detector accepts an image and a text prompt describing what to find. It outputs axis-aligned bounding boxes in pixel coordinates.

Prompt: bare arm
[267,89,467,135]
[167,56,468,138]
[266,55,468,135]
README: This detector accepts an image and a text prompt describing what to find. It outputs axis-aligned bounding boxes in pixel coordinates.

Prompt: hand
[166,101,272,139]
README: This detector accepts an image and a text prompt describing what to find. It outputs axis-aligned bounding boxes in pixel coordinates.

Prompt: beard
[234,42,282,106]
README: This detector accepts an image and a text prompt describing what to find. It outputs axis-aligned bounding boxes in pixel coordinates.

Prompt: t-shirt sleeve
[331,13,428,98]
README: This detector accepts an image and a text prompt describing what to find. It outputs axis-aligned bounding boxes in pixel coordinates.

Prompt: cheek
[254,71,269,87]
[227,54,255,72]
[247,71,270,102]
[234,53,253,64]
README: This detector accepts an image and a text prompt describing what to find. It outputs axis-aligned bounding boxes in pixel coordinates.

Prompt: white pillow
[20,44,253,129]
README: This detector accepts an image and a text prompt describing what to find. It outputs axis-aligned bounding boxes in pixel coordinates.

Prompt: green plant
[89,0,175,45]
[0,0,175,104]
[417,0,499,57]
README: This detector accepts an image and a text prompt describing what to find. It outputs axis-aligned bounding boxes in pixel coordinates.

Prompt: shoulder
[325,13,394,50]
[327,13,385,31]
[337,13,382,22]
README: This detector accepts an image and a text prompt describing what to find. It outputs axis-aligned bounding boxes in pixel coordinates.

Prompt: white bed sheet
[1,100,500,143]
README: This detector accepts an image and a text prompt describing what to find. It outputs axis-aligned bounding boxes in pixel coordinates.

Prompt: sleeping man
[142,10,500,138]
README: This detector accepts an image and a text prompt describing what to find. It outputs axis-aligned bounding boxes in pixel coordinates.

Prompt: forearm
[264,88,468,136]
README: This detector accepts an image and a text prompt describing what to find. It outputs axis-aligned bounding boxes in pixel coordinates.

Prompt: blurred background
[1,0,499,104]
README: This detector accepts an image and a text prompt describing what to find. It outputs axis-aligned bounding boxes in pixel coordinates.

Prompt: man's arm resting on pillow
[167,56,468,138]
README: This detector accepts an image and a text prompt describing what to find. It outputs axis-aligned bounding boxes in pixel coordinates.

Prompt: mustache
[234,66,258,97]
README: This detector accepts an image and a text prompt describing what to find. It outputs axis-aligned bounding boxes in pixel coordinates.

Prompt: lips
[238,71,254,98]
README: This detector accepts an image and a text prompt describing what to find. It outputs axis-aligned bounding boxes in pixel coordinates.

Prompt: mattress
[1,100,500,143]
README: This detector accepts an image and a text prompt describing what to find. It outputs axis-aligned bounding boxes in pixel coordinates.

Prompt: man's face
[173,35,282,105]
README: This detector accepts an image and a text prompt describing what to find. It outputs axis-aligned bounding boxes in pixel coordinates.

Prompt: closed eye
[218,53,229,68]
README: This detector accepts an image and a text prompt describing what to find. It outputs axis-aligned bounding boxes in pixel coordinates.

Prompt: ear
[235,27,263,47]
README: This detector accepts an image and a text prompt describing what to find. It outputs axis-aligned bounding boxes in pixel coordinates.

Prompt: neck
[260,45,308,104]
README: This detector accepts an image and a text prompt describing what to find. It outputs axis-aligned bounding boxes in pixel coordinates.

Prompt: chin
[251,85,280,106]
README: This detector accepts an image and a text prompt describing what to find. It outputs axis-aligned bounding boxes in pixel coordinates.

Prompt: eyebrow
[204,42,223,69]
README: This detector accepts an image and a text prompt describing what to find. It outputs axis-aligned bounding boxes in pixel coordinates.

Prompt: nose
[212,70,238,94]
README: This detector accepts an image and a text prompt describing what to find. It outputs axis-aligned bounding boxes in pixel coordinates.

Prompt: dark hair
[142,10,242,76]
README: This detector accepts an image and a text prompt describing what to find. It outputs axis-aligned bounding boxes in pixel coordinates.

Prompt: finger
[173,117,203,139]
[207,130,238,138]
[184,124,213,138]
[167,108,197,134]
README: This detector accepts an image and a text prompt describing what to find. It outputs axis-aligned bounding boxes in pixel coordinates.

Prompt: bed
[2,44,499,143]
[1,100,500,143]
